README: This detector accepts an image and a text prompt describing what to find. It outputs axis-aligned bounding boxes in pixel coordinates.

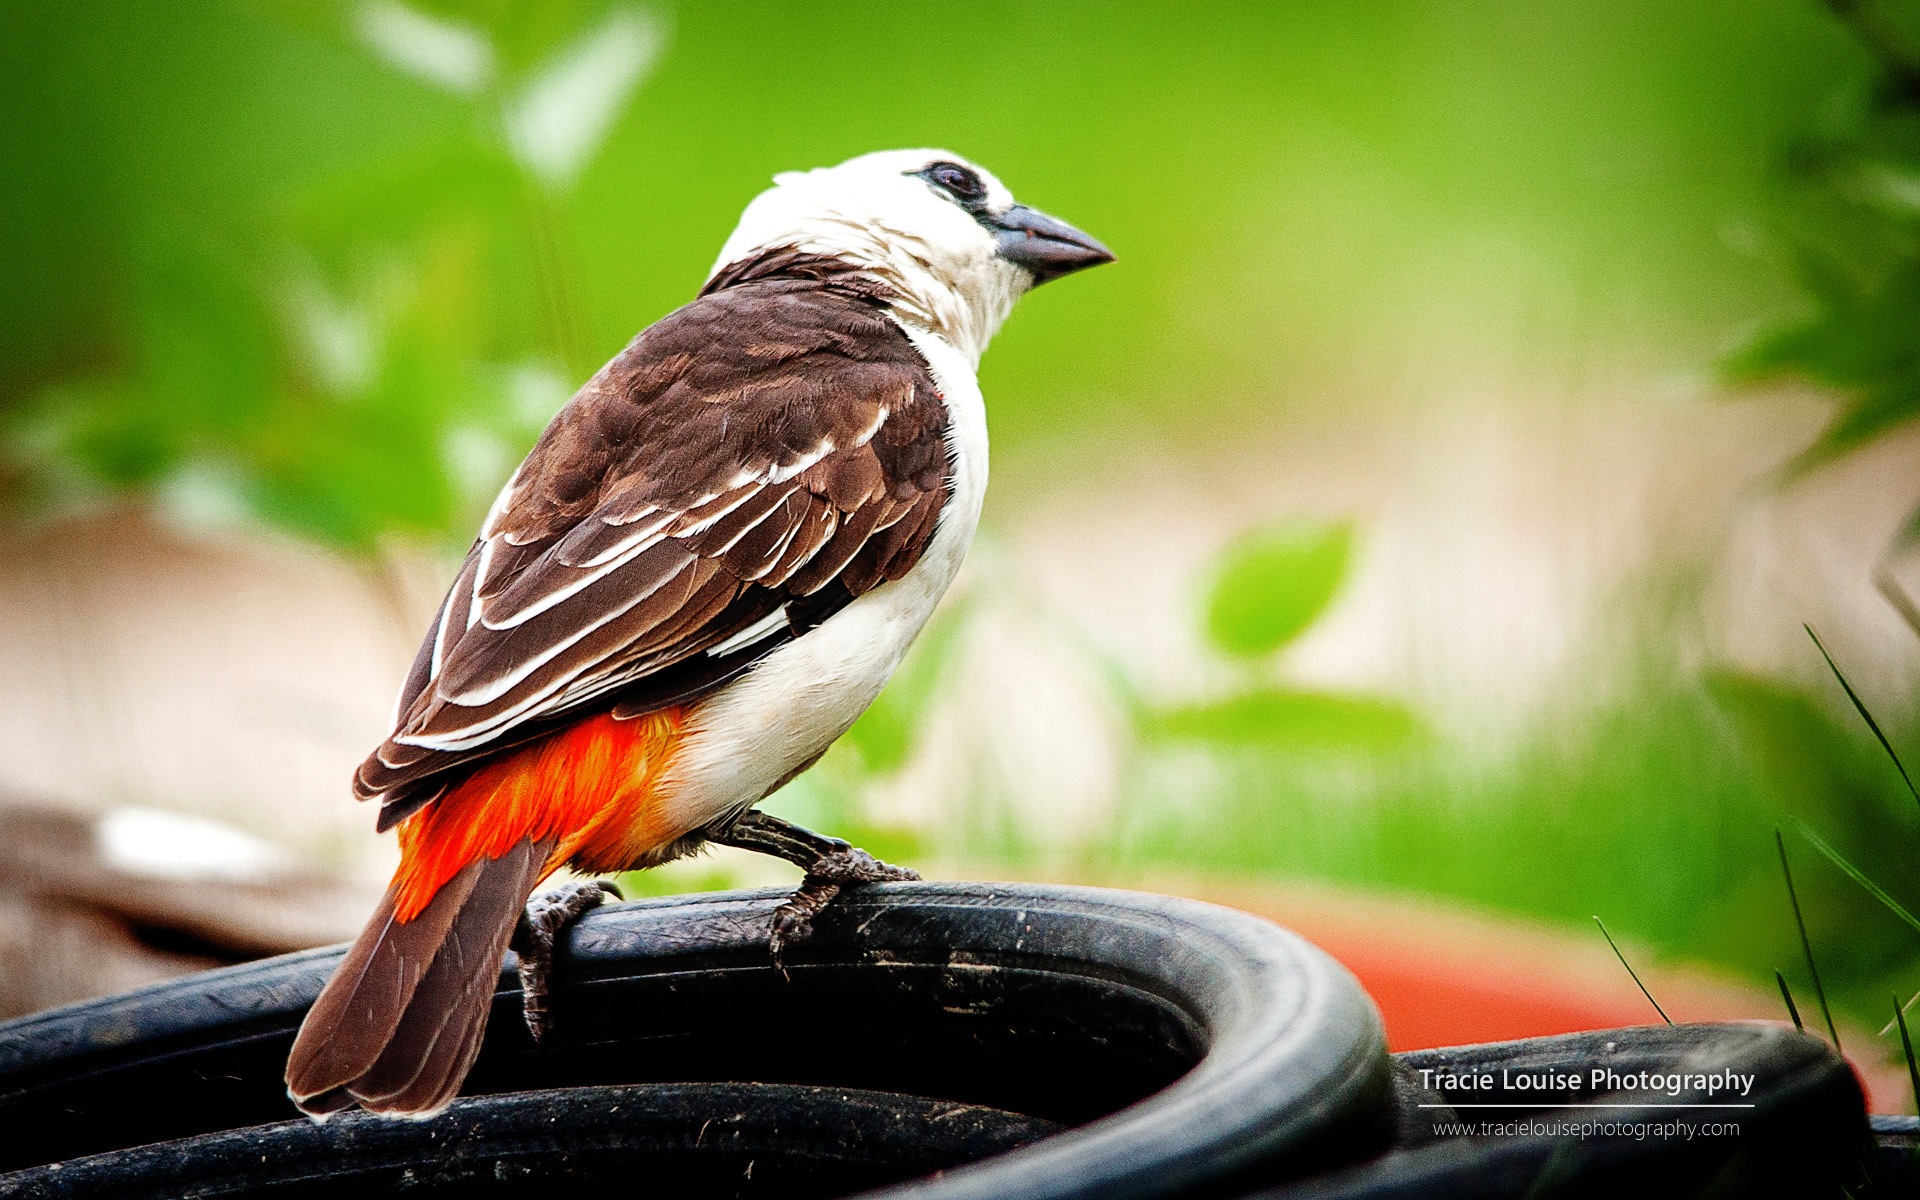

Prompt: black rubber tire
[1260,1024,1868,1199]
[0,883,1392,1199]
[0,1083,1061,1199]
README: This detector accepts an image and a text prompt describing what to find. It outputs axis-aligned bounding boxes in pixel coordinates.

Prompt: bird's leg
[511,878,622,1043]
[705,810,919,956]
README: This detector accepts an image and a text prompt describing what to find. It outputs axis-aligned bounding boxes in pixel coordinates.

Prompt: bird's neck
[874,257,1021,370]
[708,239,1023,369]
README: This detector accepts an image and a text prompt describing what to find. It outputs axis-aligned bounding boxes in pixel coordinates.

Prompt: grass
[1806,625,1919,806]
[1594,915,1672,1025]
[1777,970,1805,1033]
[1897,998,1920,1118]
[1778,826,1842,1051]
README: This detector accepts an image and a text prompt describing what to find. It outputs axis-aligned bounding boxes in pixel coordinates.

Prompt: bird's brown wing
[357,265,951,829]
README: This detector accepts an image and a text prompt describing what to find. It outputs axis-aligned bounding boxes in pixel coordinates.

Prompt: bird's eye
[919,162,987,205]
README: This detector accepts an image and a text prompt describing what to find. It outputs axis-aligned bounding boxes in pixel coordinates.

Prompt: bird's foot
[770,846,920,957]
[512,878,621,1044]
[703,810,919,961]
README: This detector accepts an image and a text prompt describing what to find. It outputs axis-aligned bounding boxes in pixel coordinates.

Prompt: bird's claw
[768,847,919,963]
[701,810,919,968]
[513,878,622,1044]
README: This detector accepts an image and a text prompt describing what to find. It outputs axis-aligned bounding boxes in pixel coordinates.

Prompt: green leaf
[44,380,181,487]
[1704,670,1872,809]
[1146,688,1420,751]
[1204,519,1353,658]
[1795,374,1920,471]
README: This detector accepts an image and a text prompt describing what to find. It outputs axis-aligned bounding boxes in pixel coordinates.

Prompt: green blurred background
[7,0,1920,1060]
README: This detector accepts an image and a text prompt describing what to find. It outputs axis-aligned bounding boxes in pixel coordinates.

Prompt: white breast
[652,321,988,836]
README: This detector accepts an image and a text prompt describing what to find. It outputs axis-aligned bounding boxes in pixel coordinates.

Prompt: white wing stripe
[672,483,771,540]
[467,539,496,631]
[697,489,792,557]
[851,405,889,447]
[435,557,695,708]
[569,511,674,569]
[703,608,789,658]
[479,525,667,632]
[767,438,836,485]
[404,649,651,752]
[604,503,661,528]
[739,516,805,582]
[429,570,467,681]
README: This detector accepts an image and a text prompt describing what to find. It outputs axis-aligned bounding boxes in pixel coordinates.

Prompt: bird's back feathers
[361,254,951,829]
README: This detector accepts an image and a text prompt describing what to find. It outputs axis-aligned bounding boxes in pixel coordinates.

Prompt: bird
[283,149,1113,1120]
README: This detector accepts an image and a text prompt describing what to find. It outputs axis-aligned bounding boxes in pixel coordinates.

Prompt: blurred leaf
[1810,378,1920,467]
[504,7,666,191]
[32,380,176,489]
[1707,668,1920,905]
[1146,688,1420,752]
[354,2,495,96]
[1731,11,1920,509]
[1204,519,1352,659]
[1707,670,1882,812]
[1728,272,1920,473]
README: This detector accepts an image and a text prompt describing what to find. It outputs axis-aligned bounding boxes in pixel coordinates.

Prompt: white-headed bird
[285,150,1112,1119]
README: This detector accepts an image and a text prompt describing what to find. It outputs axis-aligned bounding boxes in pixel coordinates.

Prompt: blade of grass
[1898,996,1920,1116]
[1593,915,1672,1025]
[1776,969,1805,1032]
[1883,987,1920,1038]
[1777,827,1842,1052]
[1805,622,1919,805]
[1794,818,1920,938]
[1794,819,1920,1037]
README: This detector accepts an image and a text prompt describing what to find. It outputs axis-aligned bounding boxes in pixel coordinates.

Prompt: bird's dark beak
[991,205,1115,285]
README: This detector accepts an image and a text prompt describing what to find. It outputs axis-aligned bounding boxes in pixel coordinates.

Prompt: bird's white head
[710,149,1113,365]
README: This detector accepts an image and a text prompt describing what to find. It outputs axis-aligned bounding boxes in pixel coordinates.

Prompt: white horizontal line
[1418,1103,1755,1110]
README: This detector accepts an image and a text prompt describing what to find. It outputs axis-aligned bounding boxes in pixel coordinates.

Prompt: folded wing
[357,265,950,829]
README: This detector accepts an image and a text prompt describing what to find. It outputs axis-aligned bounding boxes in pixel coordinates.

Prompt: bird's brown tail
[285,838,553,1119]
